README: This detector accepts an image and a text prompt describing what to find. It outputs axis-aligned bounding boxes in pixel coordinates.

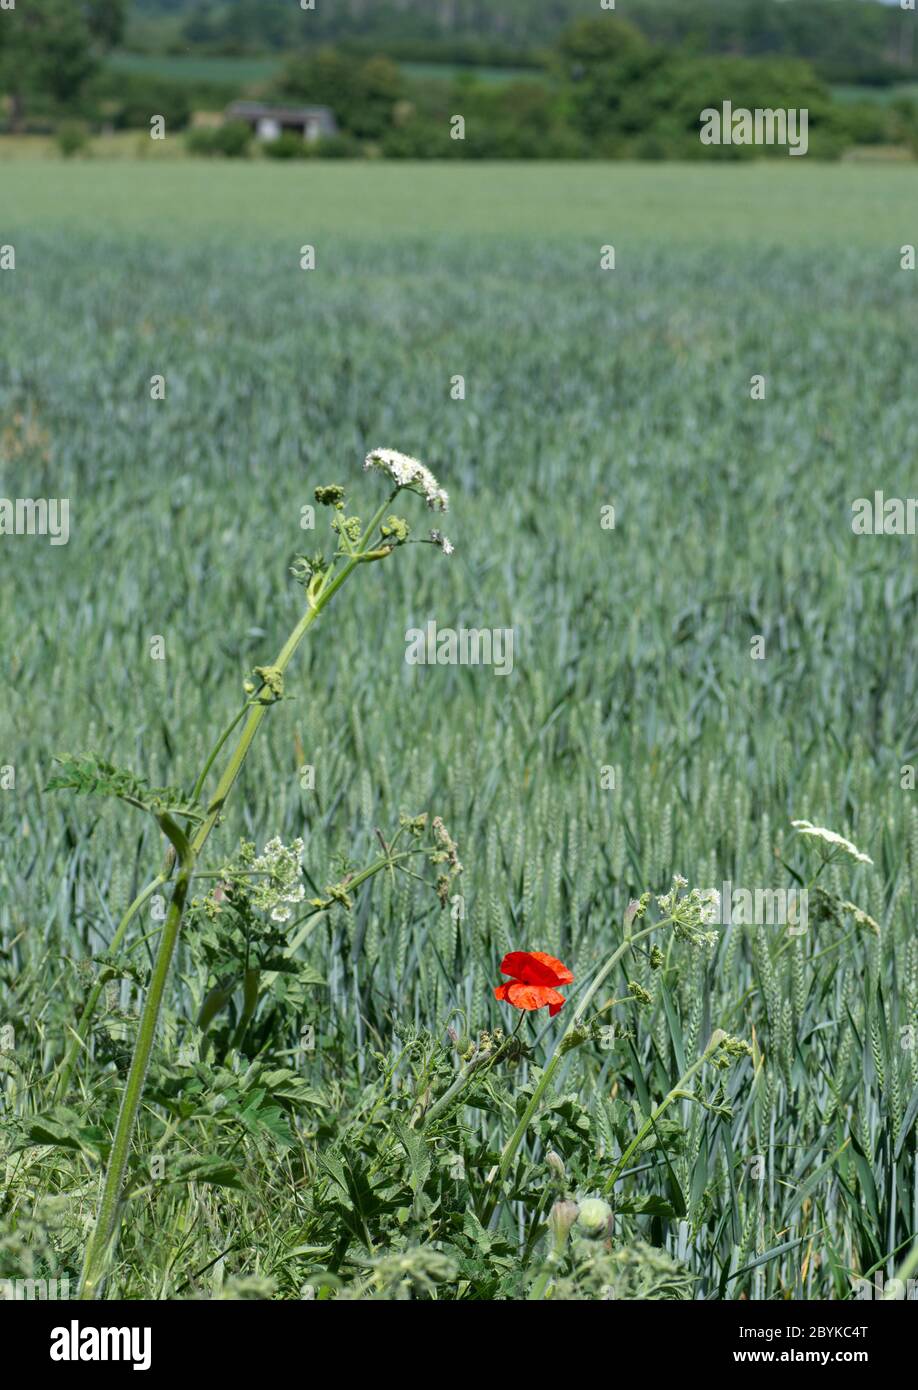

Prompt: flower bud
[549,1200,579,1243]
[576,1198,613,1239]
[546,1150,566,1182]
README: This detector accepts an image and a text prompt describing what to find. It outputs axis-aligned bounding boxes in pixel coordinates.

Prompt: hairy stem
[78,817,193,1299]
[53,870,170,1102]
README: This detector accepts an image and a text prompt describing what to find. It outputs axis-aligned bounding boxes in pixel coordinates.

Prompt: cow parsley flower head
[248,836,307,922]
[791,820,873,865]
[656,875,720,947]
[364,448,449,511]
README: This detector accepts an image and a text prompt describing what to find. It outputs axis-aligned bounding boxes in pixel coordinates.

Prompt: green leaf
[895,1082,918,1163]
[46,753,203,822]
[615,1194,677,1218]
[19,1108,105,1158]
[394,1119,431,1195]
[161,1155,246,1189]
[259,1068,327,1108]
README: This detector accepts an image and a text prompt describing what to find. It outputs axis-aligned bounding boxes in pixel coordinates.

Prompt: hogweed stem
[77,463,443,1298]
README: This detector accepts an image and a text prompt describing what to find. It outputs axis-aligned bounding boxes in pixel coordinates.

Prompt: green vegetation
[5,4,918,159]
[107,50,282,87]
[126,0,917,89]
[0,0,125,128]
[0,163,915,1299]
[1,160,916,244]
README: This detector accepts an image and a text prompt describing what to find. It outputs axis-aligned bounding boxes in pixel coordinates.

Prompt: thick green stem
[230,967,261,1053]
[53,870,169,1102]
[77,539,381,1298]
[189,701,250,806]
[79,818,193,1299]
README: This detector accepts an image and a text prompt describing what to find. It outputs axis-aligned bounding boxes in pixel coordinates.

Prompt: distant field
[107,50,282,87]
[832,82,918,105]
[402,61,547,85]
[2,160,917,246]
[106,51,543,90]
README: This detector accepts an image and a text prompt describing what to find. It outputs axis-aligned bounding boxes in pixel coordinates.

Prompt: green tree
[555,17,657,141]
[277,47,403,140]
[0,0,125,128]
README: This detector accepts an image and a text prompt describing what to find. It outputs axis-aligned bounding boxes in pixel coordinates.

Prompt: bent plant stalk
[78,489,405,1298]
[599,1031,728,1196]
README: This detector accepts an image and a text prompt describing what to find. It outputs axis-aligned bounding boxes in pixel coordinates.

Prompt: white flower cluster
[250,836,306,922]
[364,448,449,511]
[656,875,720,946]
[791,820,873,865]
[429,529,454,556]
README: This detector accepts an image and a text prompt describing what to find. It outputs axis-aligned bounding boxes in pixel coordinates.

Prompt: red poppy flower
[494,950,574,1017]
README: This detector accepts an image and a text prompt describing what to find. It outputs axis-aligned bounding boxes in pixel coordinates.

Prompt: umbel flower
[494,950,574,1017]
[364,448,449,511]
[791,819,873,865]
[245,835,306,922]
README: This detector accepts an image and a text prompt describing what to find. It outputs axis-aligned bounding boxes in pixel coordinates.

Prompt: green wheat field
[1,162,916,1301]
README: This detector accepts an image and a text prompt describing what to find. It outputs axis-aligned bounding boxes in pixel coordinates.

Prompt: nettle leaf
[46,754,203,822]
[394,1119,431,1195]
[614,1194,677,1219]
[161,1155,246,1190]
[461,1209,494,1253]
[260,957,326,984]
[18,1108,107,1159]
[258,1068,327,1109]
[317,1152,352,1204]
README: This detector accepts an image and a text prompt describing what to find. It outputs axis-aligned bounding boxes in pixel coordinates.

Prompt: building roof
[225,101,336,123]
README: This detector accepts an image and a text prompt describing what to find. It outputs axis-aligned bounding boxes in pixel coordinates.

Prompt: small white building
[225,102,338,143]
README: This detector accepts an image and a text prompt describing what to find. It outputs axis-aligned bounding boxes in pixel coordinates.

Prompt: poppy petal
[504,982,566,1013]
[493,982,512,1003]
[500,950,573,987]
[505,982,551,1010]
[528,951,574,985]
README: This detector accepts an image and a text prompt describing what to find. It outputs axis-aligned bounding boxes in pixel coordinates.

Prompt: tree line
[129,0,916,86]
[2,4,917,160]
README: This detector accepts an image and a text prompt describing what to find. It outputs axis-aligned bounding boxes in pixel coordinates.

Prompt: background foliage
[2,1,918,159]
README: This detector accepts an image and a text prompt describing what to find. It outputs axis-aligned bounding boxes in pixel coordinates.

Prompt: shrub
[97,74,193,132]
[186,121,253,159]
[56,122,91,159]
[262,132,312,160]
[314,132,363,159]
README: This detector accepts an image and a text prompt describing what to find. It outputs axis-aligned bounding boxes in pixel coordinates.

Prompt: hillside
[127,0,916,83]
